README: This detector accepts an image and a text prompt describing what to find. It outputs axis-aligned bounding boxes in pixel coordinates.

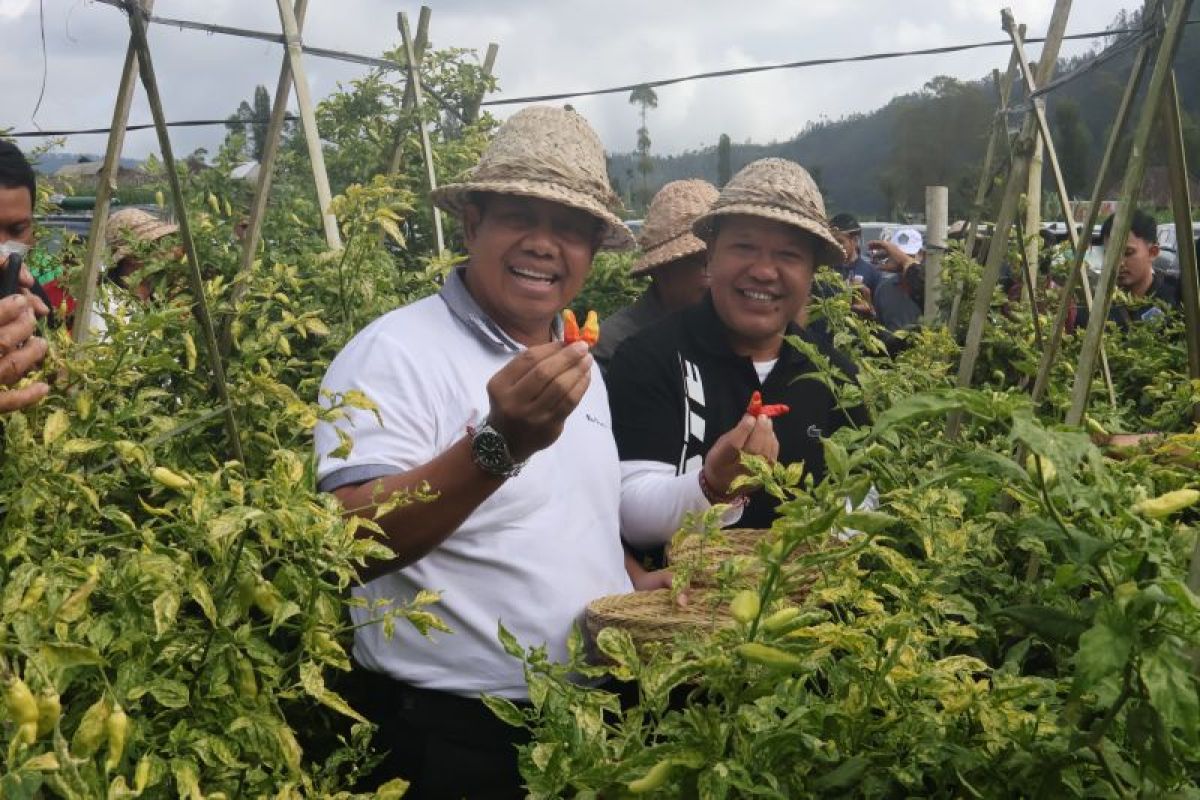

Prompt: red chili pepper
[581,310,600,347]
[562,309,581,344]
[747,391,763,416]
[760,403,790,418]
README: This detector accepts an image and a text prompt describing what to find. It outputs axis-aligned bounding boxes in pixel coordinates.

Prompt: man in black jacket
[607,158,868,551]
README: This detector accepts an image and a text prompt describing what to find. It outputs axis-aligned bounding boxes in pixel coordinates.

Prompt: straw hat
[106,207,179,260]
[431,106,634,251]
[631,179,718,275]
[692,158,843,267]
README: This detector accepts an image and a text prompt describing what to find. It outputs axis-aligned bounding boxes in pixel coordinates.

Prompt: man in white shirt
[315,106,657,798]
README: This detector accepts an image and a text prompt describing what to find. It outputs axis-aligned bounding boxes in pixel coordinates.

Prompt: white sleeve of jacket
[619,460,745,547]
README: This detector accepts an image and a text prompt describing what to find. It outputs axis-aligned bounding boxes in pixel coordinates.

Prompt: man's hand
[0,292,49,413]
[486,340,593,462]
[866,239,917,274]
[850,282,874,318]
[702,413,779,497]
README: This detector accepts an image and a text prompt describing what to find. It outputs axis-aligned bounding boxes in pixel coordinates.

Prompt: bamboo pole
[1024,94,1045,297]
[1066,0,1194,426]
[400,10,445,256]
[464,42,499,124]
[385,6,431,177]
[121,0,244,464]
[1006,14,1117,406]
[1159,71,1200,416]
[948,0,1073,438]
[1029,8,1155,407]
[221,0,309,357]
[275,0,341,250]
[923,185,947,324]
[72,0,153,345]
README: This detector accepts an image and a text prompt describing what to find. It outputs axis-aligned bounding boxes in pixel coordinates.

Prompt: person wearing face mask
[0,141,53,413]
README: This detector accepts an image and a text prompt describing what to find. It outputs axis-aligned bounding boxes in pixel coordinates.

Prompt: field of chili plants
[3,58,1199,797]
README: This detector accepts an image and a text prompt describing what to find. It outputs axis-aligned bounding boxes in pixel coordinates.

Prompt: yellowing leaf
[43,409,70,447]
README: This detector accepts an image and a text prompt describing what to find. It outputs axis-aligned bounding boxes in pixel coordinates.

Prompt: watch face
[473,427,514,475]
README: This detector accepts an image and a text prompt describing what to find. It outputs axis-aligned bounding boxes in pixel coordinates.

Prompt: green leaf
[994,605,1089,646]
[147,678,191,709]
[812,755,870,791]
[299,661,368,723]
[39,642,105,671]
[498,623,524,660]
[481,694,527,728]
[1074,606,1132,689]
[1140,646,1199,742]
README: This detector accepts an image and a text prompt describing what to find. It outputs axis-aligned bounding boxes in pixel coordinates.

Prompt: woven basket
[584,589,732,652]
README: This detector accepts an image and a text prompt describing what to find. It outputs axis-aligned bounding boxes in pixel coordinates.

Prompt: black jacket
[607,294,869,530]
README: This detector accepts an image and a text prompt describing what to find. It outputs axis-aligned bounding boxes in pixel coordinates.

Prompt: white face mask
[0,241,31,260]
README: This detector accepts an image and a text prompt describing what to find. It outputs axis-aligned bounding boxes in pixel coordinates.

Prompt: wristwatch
[469,418,525,478]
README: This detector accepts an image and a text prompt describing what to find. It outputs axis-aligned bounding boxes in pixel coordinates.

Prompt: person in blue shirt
[829,212,882,291]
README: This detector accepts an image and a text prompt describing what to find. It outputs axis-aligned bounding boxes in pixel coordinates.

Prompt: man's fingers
[18,261,35,289]
[20,288,49,318]
[0,306,36,356]
[0,293,30,326]
[723,413,757,450]
[0,336,48,386]
[0,382,49,414]
[509,341,590,403]
[744,416,779,459]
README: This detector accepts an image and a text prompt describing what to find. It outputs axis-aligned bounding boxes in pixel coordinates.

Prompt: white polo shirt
[314,269,632,699]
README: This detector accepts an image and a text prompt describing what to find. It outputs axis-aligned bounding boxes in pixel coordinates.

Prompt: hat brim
[431,180,635,251]
[631,231,707,275]
[692,204,844,267]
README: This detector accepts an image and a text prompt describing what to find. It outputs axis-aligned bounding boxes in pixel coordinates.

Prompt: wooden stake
[385,6,431,177]
[122,0,244,464]
[1066,0,1194,426]
[464,42,499,124]
[1159,70,1200,416]
[923,185,947,324]
[275,0,342,250]
[221,0,309,356]
[1029,6,1156,407]
[1024,91,1044,296]
[948,0,1073,438]
[72,0,153,345]
[400,10,445,256]
[1006,15,1117,405]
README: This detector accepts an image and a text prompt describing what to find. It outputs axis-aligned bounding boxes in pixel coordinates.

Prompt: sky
[1,0,1145,163]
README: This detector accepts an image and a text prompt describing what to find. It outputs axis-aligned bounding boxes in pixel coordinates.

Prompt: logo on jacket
[807,424,823,439]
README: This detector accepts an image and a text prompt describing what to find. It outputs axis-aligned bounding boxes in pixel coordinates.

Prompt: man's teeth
[741,289,776,301]
[511,266,555,283]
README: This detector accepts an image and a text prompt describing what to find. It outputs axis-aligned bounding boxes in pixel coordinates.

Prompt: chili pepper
[18,574,47,612]
[134,756,152,793]
[58,563,101,623]
[234,654,258,702]
[759,403,790,418]
[729,590,760,625]
[735,642,804,671]
[151,466,191,491]
[36,689,61,737]
[562,309,581,344]
[627,759,674,793]
[1133,488,1200,519]
[747,391,763,416]
[761,606,802,634]
[104,703,129,771]
[581,310,600,347]
[278,724,303,773]
[5,677,40,745]
[71,696,111,757]
[183,332,197,372]
[253,581,283,617]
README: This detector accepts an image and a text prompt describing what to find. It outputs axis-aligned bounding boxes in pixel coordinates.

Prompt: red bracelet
[699,469,742,505]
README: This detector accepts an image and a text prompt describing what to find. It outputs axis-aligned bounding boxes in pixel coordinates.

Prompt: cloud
[4,0,1137,162]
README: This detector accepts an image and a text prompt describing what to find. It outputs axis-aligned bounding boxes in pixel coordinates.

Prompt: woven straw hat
[106,208,179,260]
[431,106,634,251]
[632,179,718,275]
[692,158,843,267]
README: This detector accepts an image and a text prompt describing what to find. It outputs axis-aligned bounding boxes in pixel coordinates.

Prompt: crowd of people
[1,105,1196,797]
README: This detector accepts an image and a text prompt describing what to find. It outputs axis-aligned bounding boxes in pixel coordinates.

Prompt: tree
[224,84,273,161]
[717,133,732,187]
[1053,99,1091,198]
[628,84,658,209]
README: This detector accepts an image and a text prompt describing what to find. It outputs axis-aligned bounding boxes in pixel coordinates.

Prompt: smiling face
[706,214,817,360]
[461,193,602,345]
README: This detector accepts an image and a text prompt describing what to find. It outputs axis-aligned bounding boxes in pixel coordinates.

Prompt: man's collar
[438,266,563,354]
[686,293,807,364]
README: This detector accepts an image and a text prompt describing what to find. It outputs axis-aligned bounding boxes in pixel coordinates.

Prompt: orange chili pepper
[581,310,600,347]
[747,391,789,418]
[562,309,581,344]
[760,403,790,418]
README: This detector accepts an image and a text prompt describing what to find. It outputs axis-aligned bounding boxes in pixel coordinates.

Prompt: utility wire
[9,14,1198,139]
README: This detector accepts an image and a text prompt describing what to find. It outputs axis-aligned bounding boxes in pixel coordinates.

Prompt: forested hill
[608,10,1200,220]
